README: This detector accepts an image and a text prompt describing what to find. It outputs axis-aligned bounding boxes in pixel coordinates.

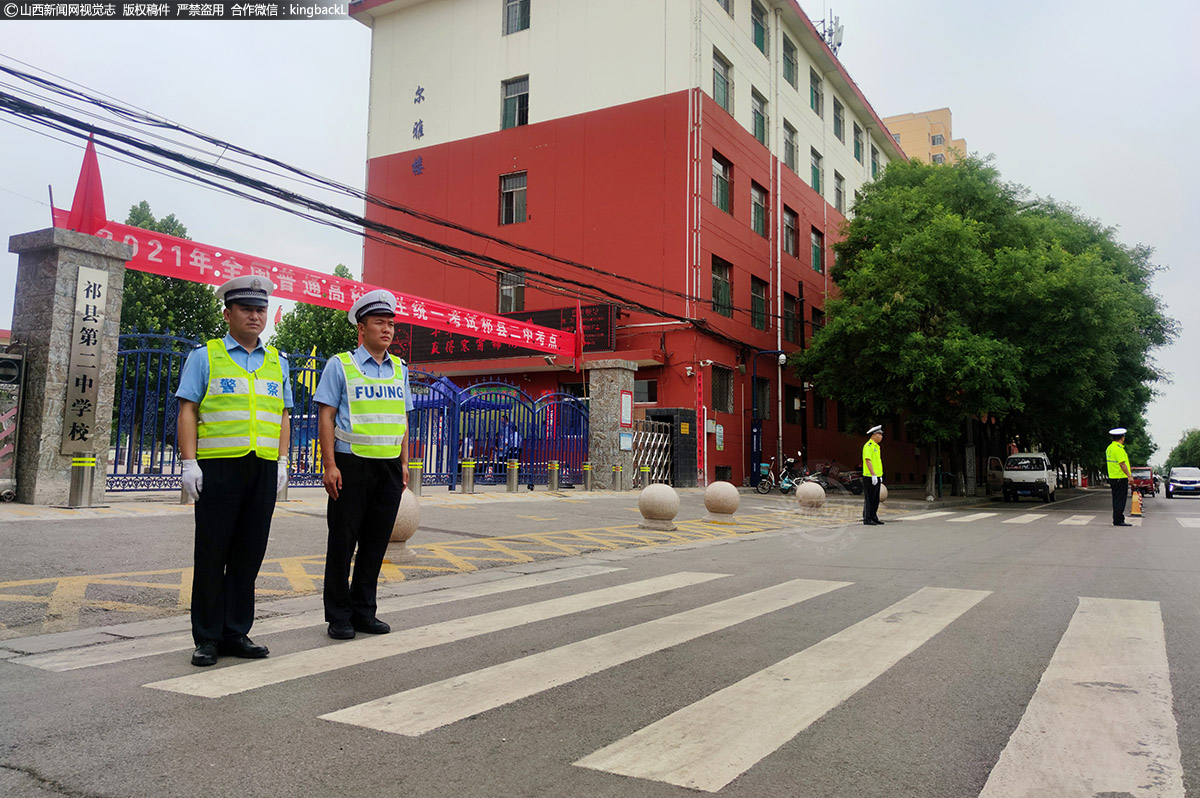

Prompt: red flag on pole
[574,299,584,373]
[65,135,107,236]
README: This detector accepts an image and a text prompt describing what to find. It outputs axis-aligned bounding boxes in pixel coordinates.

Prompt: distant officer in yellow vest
[862,424,885,525]
[176,276,293,667]
[1106,427,1133,527]
[314,289,410,640]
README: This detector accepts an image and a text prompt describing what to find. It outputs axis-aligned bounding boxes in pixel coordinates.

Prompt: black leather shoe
[1114,522,1133,527]
[863,520,877,526]
[352,617,391,635]
[191,642,218,667]
[328,622,356,640]
[219,635,269,659]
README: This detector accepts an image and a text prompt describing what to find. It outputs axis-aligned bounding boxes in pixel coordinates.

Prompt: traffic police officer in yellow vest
[863,424,885,525]
[314,289,410,640]
[176,276,292,667]
[1106,427,1134,527]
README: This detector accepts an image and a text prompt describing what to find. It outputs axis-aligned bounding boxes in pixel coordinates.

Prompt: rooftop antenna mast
[815,11,845,56]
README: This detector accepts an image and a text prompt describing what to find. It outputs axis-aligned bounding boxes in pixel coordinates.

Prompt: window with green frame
[833,98,844,142]
[751,90,767,145]
[809,69,822,116]
[871,145,880,179]
[811,228,824,274]
[751,2,768,54]
[810,148,822,195]
[751,277,768,330]
[783,207,798,256]
[712,152,732,213]
[783,36,798,88]
[713,50,732,113]
[853,123,863,162]
[834,172,845,215]
[751,183,768,237]
[783,292,799,343]
[783,121,797,172]
[712,257,733,317]
[501,76,529,129]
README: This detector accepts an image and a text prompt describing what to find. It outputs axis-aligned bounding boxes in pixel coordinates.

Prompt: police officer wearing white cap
[862,425,885,525]
[313,289,410,640]
[176,275,293,666]
[1106,427,1133,526]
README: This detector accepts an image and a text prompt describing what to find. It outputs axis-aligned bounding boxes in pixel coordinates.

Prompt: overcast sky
[1,0,1196,460]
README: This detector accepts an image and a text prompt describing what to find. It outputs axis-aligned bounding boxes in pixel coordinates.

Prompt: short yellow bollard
[1131,488,1143,517]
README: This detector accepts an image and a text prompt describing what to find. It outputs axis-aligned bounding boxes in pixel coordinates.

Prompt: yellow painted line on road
[0,594,49,603]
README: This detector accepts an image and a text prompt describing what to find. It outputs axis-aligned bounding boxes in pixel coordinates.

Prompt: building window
[711,257,733,317]
[932,153,946,164]
[751,277,768,330]
[811,307,825,329]
[833,98,844,142]
[853,123,863,163]
[712,365,734,413]
[501,76,529,129]
[812,394,827,429]
[810,148,822,196]
[498,270,525,313]
[931,133,944,146]
[809,69,823,117]
[634,379,658,403]
[783,121,797,172]
[503,0,529,34]
[783,292,799,343]
[500,171,527,224]
[782,36,798,88]
[892,132,901,144]
[751,90,768,146]
[751,2,768,54]
[713,50,732,113]
[712,151,732,213]
[834,172,845,215]
[783,207,798,256]
[871,145,880,179]
[811,228,824,274]
[753,376,771,419]
[716,0,732,16]
[751,183,768,237]
[785,384,804,425]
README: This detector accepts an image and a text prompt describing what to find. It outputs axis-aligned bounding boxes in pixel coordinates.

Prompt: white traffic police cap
[1109,427,1128,436]
[217,275,273,308]
[867,425,883,435]
[348,289,398,325]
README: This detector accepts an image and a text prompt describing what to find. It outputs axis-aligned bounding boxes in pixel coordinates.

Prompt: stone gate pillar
[8,228,132,505]
[586,359,637,490]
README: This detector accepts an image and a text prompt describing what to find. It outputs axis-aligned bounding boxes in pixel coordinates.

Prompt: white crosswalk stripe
[321,577,851,736]
[979,598,1184,796]
[897,511,954,521]
[575,586,990,792]
[947,512,999,523]
[1001,513,1047,524]
[1177,517,1200,528]
[1058,515,1095,525]
[145,571,726,698]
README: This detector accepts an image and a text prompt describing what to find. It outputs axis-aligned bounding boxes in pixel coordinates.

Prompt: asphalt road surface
[2,487,1199,797]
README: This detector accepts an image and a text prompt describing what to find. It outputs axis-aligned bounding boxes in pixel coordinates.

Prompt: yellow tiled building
[882,108,967,165]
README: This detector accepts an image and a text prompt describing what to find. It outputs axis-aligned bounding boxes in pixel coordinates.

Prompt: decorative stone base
[389,489,420,563]
[702,513,740,525]
[638,519,678,532]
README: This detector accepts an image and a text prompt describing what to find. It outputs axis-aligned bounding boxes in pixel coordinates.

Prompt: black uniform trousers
[192,454,278,646]
[324,451,405,625]
[1111,477,1128,525]
[862,478,881,524]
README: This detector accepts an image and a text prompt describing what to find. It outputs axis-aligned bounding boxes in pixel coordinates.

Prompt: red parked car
[1130,466,1156,497]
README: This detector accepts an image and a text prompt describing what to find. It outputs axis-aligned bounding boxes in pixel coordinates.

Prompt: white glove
[182,459,203,501]
[871,476,881,485]
[277,457,289,493]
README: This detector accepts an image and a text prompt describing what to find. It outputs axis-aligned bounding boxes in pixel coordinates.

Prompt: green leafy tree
[1163,429,1200,471]
[120,201,224,341]
[269,263,359,358]
[794,155,1175,493]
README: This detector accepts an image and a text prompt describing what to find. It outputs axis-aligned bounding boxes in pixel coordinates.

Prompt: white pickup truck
[1002,452,1056,503]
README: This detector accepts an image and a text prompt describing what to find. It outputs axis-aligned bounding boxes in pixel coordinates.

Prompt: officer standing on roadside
[177,276,292,667]
[1106,427,1134,527]
[862,425,885,525]
[314,289,410,640]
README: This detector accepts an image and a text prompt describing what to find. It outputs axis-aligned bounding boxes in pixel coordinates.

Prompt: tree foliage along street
[269,263,359,359]
[1162,430,1200,472]
[793,155,1176,488]
[121,201,225,341]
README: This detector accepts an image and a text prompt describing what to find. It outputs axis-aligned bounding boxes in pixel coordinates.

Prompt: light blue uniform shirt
[176,334,294,408]
[313,346,411,454]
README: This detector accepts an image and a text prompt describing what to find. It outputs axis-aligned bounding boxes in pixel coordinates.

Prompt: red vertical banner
[695,370,705,485]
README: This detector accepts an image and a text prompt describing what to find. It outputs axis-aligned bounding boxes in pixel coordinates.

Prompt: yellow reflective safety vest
[196,340,285,460]
[334,352,408,459]
[1106,441,1130,479]
[863,439,883,477]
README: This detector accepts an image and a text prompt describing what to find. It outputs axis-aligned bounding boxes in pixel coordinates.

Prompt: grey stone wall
[586,359,637,490]
[9,228,131,505]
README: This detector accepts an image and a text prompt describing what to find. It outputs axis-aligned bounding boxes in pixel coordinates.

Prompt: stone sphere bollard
[389,489,420,563]
[638,483,680,531]
[703,480,740,524]
[879,483,889,503]
[796,480,826,509]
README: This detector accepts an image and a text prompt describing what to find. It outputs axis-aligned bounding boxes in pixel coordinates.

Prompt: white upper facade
[355,0,902,205]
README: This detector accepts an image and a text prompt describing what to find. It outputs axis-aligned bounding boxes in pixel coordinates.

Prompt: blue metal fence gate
[108,336,589,492]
